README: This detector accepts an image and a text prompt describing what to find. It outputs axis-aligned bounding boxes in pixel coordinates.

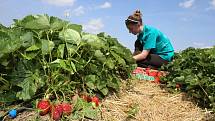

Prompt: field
[1,80,215,121]
[0,15,215,121]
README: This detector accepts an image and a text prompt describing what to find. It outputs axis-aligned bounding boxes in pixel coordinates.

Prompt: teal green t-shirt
[137,25,174,62]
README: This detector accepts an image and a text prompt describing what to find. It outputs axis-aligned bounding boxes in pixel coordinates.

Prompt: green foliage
[0,14,136,103]
[161,46,215,112]
[70,97,100,120]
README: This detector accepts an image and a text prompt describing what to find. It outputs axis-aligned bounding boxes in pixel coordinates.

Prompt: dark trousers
[136,54,168,69]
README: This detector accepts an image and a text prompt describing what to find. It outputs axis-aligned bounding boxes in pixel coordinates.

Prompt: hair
[126,10,143,25]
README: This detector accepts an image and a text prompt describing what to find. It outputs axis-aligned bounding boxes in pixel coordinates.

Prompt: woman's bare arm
[133,50,150,61]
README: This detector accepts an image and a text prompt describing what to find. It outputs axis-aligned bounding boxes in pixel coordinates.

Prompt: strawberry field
[161,47,215,112]
[0,14,215,120]
[0,14,136,120]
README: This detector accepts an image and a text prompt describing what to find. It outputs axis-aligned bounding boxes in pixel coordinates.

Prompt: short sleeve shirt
[137,25,174,61]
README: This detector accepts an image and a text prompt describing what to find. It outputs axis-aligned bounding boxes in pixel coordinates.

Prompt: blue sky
[0,0,215,51]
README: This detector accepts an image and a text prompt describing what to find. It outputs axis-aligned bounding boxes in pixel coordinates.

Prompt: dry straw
[4,80,214,121]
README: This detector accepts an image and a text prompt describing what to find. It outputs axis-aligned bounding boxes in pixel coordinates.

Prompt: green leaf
[0,91,17,103]
[0,59,10,66]
[16,76,36,100]
[72,97,99,120]
[20,53,34,60]
[59,29,81,45]
[14,14,50,29]
[16,71,44,100]
[127,104,139,119]
[82,33,105,49]
[110,51,126,66]
[66,44,78,56]
[100,87,108,95]
[57,44,65,58]
[26,45,40,51]
[70,61,77,72]
[107,75,120,90]
[106,58,115,69]
[67,24,82,33]
[0,29,24,57]
[41,39,55,55]
[173,76,185,83]
[20,32,34,48]
[83,106,99,119]
[94,50,106,62]
[50,16,69,30]
[51,59,74,73]
[96,79,106,90]
[85,75,96,89]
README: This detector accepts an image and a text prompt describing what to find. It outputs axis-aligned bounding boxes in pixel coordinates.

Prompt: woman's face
[127,24,141,35]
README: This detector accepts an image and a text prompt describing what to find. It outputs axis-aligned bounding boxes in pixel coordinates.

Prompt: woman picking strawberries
[125,10,175,69]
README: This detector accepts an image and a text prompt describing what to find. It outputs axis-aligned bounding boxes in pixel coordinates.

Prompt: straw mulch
[100,80,214,121]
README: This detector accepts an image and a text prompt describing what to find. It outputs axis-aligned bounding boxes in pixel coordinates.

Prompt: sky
[0,0,215,52]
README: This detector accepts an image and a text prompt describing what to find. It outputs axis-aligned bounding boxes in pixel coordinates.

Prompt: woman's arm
[133,50,150,61]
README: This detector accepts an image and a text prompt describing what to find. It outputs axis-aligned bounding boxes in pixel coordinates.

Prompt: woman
[125,10,174,69]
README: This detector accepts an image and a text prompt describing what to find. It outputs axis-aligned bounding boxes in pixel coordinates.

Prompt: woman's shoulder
[144,25,159,32]
[143,25,159,37]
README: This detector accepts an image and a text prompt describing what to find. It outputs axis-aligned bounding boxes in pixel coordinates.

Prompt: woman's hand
[133,50,150,61]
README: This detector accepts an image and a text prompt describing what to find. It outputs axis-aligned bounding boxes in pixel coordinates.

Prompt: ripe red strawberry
[51,106,61,121]
[81,95,92,102]
[61,102,72,116]
[157,72,163,77]
[154,76,160,84]
[176,84,181,89]
[148,71,157,77]
[146,67,150,70]
[91,96,99,107]
[37,99,51,116]
[55,104,63,116]
[145,68,150,75]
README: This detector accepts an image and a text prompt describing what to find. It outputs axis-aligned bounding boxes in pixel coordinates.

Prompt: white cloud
[83,18,104,33]
[99,2,112,9]
[63,6,85,17]
[179,0,195,8]
[211,0,215,7]
[192,42,213,49]
[201,46,213,49]
[193,42,205,47]
[42,0,76,6]
[72,6,85,16]
[207,0,215,10]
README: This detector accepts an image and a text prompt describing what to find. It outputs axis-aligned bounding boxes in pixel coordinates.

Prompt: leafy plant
[161,46,215,112]
[0,14,136,103]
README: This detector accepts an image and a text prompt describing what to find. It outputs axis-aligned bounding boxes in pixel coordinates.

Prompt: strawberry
[146,67,150,70]
[148,71,157,77]
[157,72,163,77]
[136,67,143,70]
[145,68,150,75]
[51,106,61,121]
[37,99,51,116]
[176,84,181,89]
[55,104,63,116]
[133,67,144,74]
[61,102,72,116]
[81,95,92,102]
[154,76,160,84]
[91,96,99,107]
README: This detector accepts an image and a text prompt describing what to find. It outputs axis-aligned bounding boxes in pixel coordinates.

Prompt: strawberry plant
[161,46,215,112]
[0,14,136,120]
